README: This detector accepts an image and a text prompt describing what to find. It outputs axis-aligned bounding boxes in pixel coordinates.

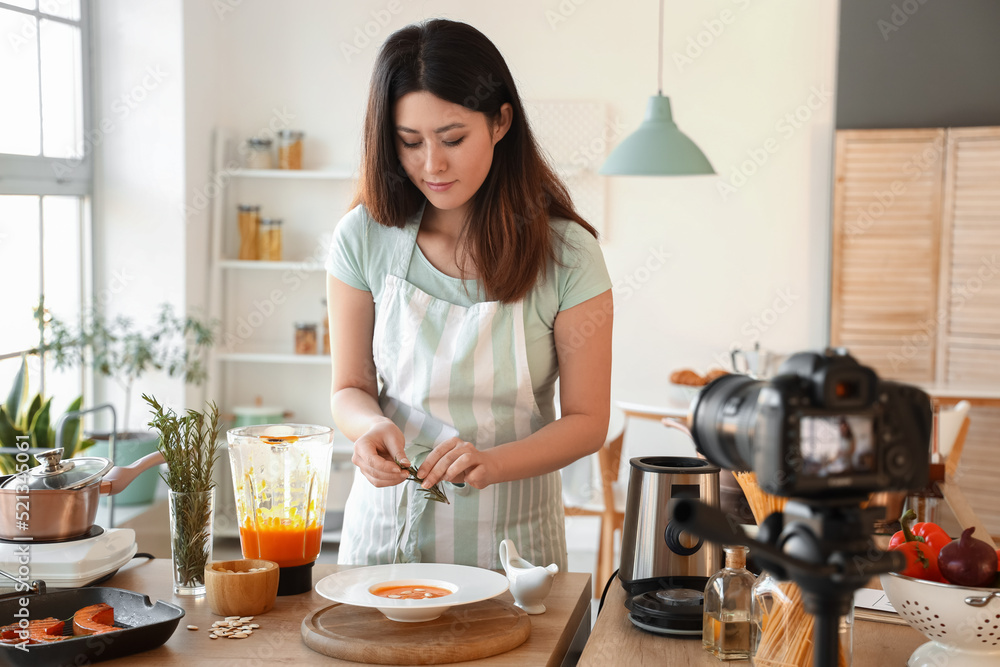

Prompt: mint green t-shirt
[325,204,612,424]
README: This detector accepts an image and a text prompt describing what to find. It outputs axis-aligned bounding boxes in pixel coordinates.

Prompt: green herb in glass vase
[145,394,220,596]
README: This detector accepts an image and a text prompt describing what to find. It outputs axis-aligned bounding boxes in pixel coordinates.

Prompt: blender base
[278,561,315,595]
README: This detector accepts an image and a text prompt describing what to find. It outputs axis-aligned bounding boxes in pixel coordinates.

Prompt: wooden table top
[96,560,591,666]
[579,579,927,667]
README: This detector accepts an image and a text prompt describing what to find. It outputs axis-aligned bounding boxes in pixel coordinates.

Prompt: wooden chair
[872,401,970,530]
[564,429,625,596]
[934,404,997,547]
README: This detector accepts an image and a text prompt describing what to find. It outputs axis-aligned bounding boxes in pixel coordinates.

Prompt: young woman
[326,19,612,570]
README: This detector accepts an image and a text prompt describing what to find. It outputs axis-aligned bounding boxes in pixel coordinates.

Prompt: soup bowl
[316,563,508,622]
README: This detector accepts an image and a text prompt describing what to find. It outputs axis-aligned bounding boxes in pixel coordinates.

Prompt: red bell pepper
[888,510,951,553]
[894,541,945,581]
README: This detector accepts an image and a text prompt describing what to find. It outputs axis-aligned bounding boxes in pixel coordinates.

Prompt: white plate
[315,563,509,622]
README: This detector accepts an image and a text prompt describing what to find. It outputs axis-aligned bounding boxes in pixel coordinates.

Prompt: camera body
[691,349,932,499]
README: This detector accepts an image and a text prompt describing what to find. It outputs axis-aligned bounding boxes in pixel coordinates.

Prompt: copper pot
[0,447,165,541]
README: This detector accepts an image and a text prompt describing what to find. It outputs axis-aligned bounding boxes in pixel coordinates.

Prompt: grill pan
[0,586,184,666]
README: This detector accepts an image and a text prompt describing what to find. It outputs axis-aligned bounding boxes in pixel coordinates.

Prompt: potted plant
[36,302,215,505]
[0,355,93,473]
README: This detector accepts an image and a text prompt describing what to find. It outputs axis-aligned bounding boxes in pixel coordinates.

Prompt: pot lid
[0,448,113,491]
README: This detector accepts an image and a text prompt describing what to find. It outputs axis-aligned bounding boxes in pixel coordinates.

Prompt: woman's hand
[352,419,410,487]
[417,438,499,490]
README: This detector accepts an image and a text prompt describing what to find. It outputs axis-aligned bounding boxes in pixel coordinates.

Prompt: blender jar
[227,424,334,595]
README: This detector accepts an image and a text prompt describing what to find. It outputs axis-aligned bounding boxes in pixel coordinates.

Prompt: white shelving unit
[218,259,326,271]
[205,130,355,416]
[205,130,358,539]
[231,168,355,180]
[216,351,332,365]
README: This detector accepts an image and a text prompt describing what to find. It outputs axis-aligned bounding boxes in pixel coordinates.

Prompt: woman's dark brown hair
[353,19,598,303]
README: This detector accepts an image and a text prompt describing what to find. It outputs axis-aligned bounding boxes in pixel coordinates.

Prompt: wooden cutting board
[301,599,531,665]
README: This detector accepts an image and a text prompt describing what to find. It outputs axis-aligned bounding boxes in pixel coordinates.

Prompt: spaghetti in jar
[277,130,304,170]
[733,472,854,667]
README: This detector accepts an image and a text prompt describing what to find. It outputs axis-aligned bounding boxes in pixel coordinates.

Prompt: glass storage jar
[320,298,330,355]
[259,218,283,261]
[751,571,853,667]
[245,137,273,169]
[295,323,318,355]
[277,130,304,170]
[237,204,260,260]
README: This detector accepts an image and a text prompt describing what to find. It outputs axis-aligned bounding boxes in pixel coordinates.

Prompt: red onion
[938,527,999,588]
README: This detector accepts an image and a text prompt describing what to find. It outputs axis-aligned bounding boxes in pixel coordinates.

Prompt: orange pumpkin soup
[371,585,452,600]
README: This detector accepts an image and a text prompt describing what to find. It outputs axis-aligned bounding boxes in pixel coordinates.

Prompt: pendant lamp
[599,0,715,176]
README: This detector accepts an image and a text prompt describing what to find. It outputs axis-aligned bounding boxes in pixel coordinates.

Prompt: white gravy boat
[498,539,559,614]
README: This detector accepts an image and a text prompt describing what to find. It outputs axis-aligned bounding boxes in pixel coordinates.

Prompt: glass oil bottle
[703,545,755,660]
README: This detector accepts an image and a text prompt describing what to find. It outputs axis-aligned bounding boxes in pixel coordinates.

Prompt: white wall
[177,0,840,456]
[91,0,187,432]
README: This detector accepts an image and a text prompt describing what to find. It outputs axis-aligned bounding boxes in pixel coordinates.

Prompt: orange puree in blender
[240,516,323,567]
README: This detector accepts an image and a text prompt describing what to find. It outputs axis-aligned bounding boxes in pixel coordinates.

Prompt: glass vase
[751,571,853,667]
[168,488,215,596]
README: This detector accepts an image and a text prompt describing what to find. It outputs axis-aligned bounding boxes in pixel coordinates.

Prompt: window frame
[0,0,93,401]
[0,0,93,197]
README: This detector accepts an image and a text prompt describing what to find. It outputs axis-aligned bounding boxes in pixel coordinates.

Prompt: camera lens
[690,374,762,472]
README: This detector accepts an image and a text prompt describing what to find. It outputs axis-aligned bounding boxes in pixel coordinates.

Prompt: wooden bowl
[205,559,279,616]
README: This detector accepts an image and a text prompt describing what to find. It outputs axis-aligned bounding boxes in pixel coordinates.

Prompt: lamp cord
[657,0,664,95]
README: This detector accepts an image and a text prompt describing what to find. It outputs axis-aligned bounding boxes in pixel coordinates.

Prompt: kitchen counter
[96,560,591,666]
[578,580,926,666]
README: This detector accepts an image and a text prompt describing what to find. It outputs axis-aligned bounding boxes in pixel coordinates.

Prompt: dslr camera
[690,348,932,500]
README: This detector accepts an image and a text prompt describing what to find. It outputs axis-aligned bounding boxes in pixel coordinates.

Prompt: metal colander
[881,571,1000,667]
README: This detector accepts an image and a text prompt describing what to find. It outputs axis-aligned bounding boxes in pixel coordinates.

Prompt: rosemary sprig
[395,459,450,504]
[145,394,220,589]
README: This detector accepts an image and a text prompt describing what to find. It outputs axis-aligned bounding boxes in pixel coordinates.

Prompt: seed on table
[209,634,218,639]
[225,616,240,621]
[187,625,198,631]
[249,624,259,629]
[239,616,253,622]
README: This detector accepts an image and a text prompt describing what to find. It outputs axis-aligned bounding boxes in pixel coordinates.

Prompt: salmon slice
[72,603,117,636]
[0,618,68,643]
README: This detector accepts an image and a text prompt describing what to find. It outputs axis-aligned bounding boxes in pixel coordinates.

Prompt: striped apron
[337,216,567,571]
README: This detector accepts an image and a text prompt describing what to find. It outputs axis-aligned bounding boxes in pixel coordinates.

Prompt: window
[0,0,91,415]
